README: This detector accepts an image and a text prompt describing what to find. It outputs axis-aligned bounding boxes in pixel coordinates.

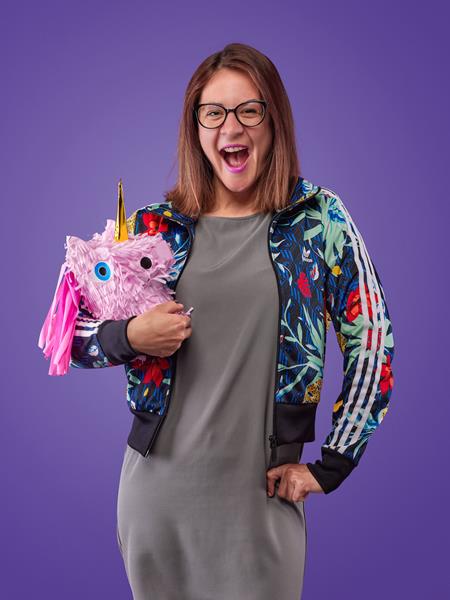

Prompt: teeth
[222,146,248,153]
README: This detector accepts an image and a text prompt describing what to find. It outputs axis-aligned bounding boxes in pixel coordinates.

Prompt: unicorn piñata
[38,180,181,375]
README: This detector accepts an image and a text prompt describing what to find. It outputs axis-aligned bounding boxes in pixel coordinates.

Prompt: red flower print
[143,212,169,236]
[297,272,312,297]
[130,356,147,369]
[142,357,170,387]
[380,354,394,396]
[130,356,170,387]
[346,283,379,323]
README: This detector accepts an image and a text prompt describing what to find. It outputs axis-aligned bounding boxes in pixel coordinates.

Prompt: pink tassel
[38,264,81,375]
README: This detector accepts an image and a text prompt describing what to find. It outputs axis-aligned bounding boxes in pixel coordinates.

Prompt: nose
[220,110,244,134]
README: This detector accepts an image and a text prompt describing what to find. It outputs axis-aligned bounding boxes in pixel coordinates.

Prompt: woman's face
[197,68,273,200]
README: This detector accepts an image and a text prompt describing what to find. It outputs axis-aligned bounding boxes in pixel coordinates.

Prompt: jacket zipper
[266,194,317,460]
[267,210,282,462]
[144,217,194,457]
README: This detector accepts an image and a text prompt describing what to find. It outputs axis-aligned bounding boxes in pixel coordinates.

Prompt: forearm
[97,317,139,364]
[70,307,138,368]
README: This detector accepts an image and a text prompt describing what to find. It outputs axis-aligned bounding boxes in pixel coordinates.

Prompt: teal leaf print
[291,212,305,226]
[304,223,322,241]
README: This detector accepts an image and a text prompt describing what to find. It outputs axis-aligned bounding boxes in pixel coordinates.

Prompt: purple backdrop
[2,0,447,598]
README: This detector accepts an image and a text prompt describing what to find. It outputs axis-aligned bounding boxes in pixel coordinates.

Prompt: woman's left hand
[266,463,324,502]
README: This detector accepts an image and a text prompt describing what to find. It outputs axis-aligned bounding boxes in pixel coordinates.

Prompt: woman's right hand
[126,301,192,358]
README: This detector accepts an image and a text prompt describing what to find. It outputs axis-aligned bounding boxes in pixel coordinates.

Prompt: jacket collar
[282,176,320,214]
[143,176,320,225]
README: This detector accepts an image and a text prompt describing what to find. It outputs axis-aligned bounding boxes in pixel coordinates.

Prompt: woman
[70,43,395,599]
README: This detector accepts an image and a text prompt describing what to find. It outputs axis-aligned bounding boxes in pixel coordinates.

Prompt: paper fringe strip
[38,263,81,376]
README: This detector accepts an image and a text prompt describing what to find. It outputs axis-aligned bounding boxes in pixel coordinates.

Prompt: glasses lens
[236,101,265,126]
[197,105,226,128]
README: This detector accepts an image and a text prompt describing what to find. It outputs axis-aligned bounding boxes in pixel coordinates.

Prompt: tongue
[225,149,248,167]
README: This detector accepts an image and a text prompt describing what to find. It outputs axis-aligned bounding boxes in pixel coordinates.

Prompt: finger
[266,466,283,477]
[291,472,309,501]
[266,469,281,496]
[166,301,185,313]
[288,478,299,503]
[267,476,276,496]
[277,473,288,499]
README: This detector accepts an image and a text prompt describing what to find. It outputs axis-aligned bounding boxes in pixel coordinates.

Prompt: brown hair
[163,42,301,218]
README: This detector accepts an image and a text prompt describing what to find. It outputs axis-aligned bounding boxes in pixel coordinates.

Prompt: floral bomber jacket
[69,176,395,494]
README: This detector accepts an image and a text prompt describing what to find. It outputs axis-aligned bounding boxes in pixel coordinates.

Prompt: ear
[65,235,97,277]
[105,219,116,236]
[65,234,91,254]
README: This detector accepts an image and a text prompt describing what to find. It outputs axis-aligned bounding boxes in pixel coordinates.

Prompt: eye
[140,256,152,270]
[94,261,112,281]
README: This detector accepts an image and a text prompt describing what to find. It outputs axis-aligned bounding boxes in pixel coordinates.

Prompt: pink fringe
[38,264,81,376]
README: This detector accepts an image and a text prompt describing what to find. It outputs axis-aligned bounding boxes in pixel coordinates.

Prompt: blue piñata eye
[94,261,112,281]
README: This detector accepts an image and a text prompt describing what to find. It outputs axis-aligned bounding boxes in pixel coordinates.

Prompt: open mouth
[220,148,250,169]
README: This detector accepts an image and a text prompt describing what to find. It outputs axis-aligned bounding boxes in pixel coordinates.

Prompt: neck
[205,178,258,217]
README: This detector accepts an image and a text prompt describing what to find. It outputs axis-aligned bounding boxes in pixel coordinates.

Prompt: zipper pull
[269,434,277,449]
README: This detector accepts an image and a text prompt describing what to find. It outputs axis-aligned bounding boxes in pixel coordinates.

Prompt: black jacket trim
[127,408,163,456]
[97,317,139,365]
[306,447,357,494]
[276,402,317,444]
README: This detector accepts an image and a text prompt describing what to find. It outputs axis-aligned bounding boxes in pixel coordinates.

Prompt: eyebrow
[199,98,263,105]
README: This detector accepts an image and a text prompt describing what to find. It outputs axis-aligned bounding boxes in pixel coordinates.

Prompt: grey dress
[116,211,307,600]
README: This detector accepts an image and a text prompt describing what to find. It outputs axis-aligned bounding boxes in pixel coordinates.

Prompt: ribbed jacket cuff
[97,317,139,365]
[306,447,357,494]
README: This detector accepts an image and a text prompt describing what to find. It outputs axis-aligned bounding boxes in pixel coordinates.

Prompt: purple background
[2,1,447,598]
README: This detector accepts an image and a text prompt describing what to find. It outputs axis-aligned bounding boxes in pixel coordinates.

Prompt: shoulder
[300,185,349,242]
[126,200,173,234]
[314,185,347,218]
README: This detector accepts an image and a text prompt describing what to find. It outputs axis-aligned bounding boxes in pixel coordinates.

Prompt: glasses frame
[194,99,268,129]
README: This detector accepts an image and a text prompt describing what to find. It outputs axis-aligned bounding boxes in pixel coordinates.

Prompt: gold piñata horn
[114,178,129,242]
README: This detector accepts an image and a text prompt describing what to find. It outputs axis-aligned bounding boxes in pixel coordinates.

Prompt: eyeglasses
[194,99,268,129]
